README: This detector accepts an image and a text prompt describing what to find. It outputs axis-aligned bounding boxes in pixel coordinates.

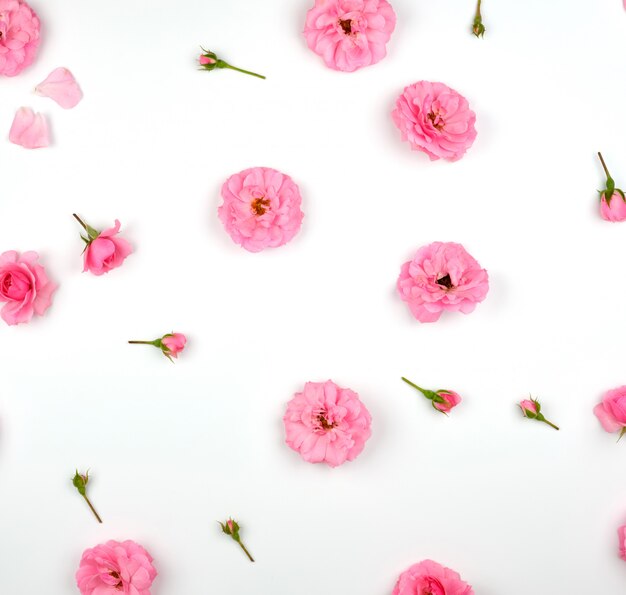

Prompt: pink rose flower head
[76,539,157,595]
[73,214,133,275]
[129,332,187,362]
[597,152,626,222]
[401,377,462,415]
[397,242,489,323]
[9,106,49,149]
[0,0,40,77]
[392,81,477,161]
[518,396,559,430]
[594,386,626,440]
[393,560,474,595]
[0,250,56,325]
[218,167,304,252]
[619,525,626,561]
[35,67,83,109]
[303,0,396,72]
[283,380,372,467]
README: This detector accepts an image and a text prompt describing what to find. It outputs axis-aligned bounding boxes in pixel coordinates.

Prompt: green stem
[73,213,88,231]
[82,495,102,523]
[541,418,559,431]
[475,0,482,18]
[401,377,426,395]
[598,152,612,181]
[238,540,254,562]
[224,63,266,80]
[128,340,158,345]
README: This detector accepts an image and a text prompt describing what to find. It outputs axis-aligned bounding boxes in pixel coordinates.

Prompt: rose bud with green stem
[219,518,254,562]
[72,470,102,523]
[198,48,265,79]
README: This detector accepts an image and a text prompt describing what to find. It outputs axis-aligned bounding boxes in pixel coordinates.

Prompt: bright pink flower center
[0,271,30,301]
[416,576,446,595]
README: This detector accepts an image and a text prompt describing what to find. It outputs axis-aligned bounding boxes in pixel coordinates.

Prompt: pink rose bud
[73,214,133,275]
[593,386,626,440]
[199,54,216,65]
[72,470,102,523]
[128,333,187,362]
[597,152,626,222]
[219,518,254,562]
[198,47,265,79]
[401,377,462,415]
[518,396,559,430]
[619,525,626,561]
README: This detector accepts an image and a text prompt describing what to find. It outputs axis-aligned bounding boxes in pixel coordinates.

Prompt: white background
[1,0,626,593]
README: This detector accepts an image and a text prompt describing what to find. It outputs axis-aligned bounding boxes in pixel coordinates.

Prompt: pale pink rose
[593,386,626,435]
[304,0,396,72]
[619,525,626,561]
[393,560,474,595]
[218,167,304,252]
[434,390,462,414]
[35,67,83,109]
[519,399,538,417]
[9,106,49,149]
[0,0,40,77]
[76,539,157,595]
[0,250,56,325]
[392,81,477,161]
[161,333,186,358]
[83,220,133,275]
[397,242,489,323]
[283,380,372,467]
[600,192,626,222]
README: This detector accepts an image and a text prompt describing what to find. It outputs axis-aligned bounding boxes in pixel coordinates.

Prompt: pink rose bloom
[218,167,304,252]
[619,525,626,561]
[600,191,626,222]
[519,399,538,417]
[392,81,477,161]
[35,67,83,109]
[82,220,133,275]
[76,540,157,595]
[434,390,461,414]
[9,106,49,149]
[397,242,489,323]
[303,0,396,72]
[593,386,626,435]
[0,0,40,77]
[161,333,186,358]
[393,560,474,595]
[0,250,56,325]
[283,380,372,467]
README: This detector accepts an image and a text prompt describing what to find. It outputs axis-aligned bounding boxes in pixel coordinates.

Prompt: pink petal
[9,107,49,149]
[35,67,83,109]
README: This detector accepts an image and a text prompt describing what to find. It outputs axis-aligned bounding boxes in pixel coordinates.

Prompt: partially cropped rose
[218,166,304,252]
[401,377,462,415]
[619,525,626,561]
[73,214,133,275]
[392,81,477,161]
[397,242,489,323]
[76,540,157,595]
[597,152,626,222]
[303,0,396,72]
[0,250,57,325]
[284,380,372,467]
[594,386,626,439]
[0,0,41,77]
[393,560,474,595]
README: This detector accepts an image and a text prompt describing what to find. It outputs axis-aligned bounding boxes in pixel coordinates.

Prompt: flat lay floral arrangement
[2,0,626,594]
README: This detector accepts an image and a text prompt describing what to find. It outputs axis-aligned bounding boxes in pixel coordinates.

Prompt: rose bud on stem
[519,397,559,430]
[597,152,626,222]
[219,518,254,562]
[472,0,486,38]
[72,470,102,523]
[128,333,186,362]
[401,377,462,414]
[198,48,265,79]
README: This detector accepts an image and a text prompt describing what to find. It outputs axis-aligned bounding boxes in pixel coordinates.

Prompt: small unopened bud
[218,518,254,562]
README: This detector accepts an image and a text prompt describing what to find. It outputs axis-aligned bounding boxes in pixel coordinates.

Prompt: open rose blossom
[392,81,477,161]
[0,0,41,77]
[393,560,474,595]
[397,242,489,323]
[619,525,626,561]
[0,250,56,325]
[303,0,396,72]
[76,540,157,595]
[597,152,626,222]
[9,106,49,149]
[218,167,304,252]
[35,67,83,108]
[283,380,372,467]
[594,386,626,439]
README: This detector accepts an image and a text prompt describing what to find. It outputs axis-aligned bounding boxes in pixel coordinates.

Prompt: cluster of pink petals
[393,560,474,595]
[392,81,477,161]
[0,250,56,325]
[9,106,49,148]
[76,540,157,595]
[218,166,304,252]
[83,220,133,276]
[0,0,40,77]
[162,333,186,358]
[35,67,83,108]
[304,0,396,72]
[283,380,372,467]
[600,191,626,222]
[397,242,489,323]
[619,525,626,561]
[593,386,626,434]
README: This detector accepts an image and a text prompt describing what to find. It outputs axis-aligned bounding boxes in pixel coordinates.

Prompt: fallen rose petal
[9,107,49,149]
[35,67,83,109]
